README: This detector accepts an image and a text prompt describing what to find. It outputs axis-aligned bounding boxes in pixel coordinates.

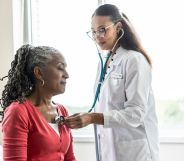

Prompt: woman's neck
[27,91,52,107]
[27,91,58,123]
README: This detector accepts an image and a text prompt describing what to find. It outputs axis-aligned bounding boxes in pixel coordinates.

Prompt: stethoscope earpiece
[121,28,124,36]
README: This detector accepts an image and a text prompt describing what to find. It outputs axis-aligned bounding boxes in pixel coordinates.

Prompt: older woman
[1,44,76,161]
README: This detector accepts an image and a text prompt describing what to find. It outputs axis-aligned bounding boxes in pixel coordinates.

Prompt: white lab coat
[94,47,159,161]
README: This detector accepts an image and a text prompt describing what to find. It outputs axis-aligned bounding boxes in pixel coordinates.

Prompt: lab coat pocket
[110,72,123,86]
[109,72,125,102]
[116,139,152,161]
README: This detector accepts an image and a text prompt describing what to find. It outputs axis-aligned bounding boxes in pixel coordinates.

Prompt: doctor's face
[91,16,118,50]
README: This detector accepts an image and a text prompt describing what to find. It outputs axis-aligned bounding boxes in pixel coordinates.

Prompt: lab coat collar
[103,47,126,65]
[113,46,126,65]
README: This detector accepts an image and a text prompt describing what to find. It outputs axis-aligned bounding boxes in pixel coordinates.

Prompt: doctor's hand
[64,113,92,129]
[64,112,104,129]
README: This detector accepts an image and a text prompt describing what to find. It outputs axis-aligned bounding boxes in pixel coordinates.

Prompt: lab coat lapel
[103,49,123,81]
[104,47,124,81]
[103,63,114,81]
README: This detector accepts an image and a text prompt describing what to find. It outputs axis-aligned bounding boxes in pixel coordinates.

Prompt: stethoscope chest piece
[55,115,65,124]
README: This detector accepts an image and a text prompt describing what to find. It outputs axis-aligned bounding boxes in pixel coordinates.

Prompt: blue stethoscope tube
[87,29,124,113]
[88,51,112,113]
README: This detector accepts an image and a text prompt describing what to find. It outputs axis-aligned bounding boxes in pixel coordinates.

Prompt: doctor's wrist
[90,112,104,125]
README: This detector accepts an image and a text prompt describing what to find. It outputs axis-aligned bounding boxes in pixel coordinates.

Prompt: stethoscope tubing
[88,51,112,113]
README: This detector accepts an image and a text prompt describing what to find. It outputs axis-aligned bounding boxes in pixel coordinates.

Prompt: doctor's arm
[64,112,104,129]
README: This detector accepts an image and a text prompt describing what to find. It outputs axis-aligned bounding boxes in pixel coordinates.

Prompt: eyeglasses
[86,23,114,40]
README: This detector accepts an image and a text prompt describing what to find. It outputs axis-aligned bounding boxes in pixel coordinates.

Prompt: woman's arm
[2,103,28,161]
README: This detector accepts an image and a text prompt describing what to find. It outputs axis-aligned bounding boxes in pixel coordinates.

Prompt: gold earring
[41,79,45,86]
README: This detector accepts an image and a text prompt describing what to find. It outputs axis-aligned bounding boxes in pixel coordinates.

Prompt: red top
[2,99,76,161]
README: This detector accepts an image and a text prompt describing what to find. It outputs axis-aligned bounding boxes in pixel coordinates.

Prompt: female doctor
[65,4,159,161]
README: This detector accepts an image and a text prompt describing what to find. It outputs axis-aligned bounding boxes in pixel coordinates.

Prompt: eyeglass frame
[86,23,115,39]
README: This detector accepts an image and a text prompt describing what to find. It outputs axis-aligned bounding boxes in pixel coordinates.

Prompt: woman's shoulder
[4,101,27,114]
[2,100,30,126]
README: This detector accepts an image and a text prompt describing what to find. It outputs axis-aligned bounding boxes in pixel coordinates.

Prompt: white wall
[0,0,14,145]
[0,1,184,161]
[0,0,14,96]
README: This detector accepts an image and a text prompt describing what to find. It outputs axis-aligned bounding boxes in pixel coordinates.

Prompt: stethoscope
[88,29,124,113]
[87,29,124,161]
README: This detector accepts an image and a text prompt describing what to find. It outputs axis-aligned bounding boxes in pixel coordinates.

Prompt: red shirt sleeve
[2,102,29,161]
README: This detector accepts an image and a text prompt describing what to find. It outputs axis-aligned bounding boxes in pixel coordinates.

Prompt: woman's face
[91,15,118,50]
[40,53,69,95]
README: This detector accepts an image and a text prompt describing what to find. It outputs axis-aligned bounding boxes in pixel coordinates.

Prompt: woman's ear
[33,66,43,81]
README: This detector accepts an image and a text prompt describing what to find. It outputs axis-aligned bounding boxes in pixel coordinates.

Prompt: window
[25,0,184,140]
[30,0,99,137]
[31,0,98,106]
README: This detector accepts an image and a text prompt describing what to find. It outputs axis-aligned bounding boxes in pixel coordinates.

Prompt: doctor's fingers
[67,113,81,118]
[64,119,86,129]
[65,115,91,128]
[65,115,82,122]
[64,116,81,126]
[65,112,87,122]
[66,122,85,129]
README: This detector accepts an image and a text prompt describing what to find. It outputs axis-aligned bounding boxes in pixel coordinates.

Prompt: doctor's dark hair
[93,4,151,66]
[1,44,60,109]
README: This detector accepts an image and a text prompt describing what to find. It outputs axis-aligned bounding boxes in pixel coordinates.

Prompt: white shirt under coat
[94,47,159,161]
